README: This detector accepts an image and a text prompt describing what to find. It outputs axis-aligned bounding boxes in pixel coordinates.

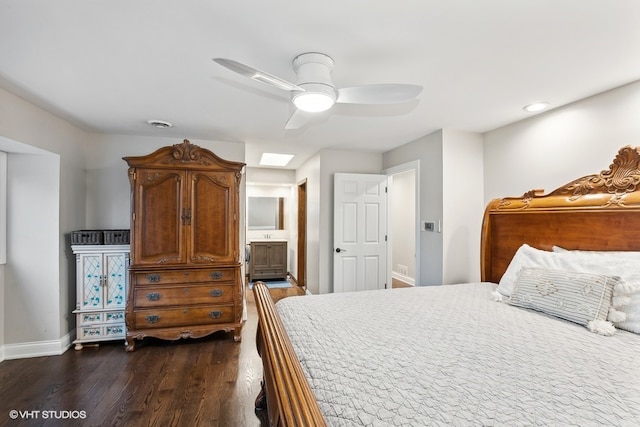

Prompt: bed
[253,146,640,426]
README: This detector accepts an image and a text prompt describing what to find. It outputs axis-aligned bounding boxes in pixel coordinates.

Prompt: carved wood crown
[123,139,245,172]
[495,145,640,210]
[167,139,211,165]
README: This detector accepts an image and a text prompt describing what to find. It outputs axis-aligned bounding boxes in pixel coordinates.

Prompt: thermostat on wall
[422,220,435,232]
[421,220,441,232]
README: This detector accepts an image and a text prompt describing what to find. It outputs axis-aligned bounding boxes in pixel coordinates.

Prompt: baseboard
[2,331,74,360]
[288,273,298,286]
[288,273,313,294]
[392,271,415,286]
[0,345,4,363]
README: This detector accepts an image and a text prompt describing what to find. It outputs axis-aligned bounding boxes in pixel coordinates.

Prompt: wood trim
[297,180,307,289]
[253,282,326,426]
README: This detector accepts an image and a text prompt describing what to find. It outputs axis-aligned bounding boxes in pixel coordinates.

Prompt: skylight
[259,153,294,167]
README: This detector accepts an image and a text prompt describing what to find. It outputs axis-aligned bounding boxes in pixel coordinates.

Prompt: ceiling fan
[212,52,422,130]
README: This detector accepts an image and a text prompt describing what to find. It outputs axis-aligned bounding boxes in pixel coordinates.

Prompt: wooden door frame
[297,179,307,290]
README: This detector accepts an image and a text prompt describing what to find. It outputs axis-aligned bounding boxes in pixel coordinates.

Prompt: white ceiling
[1,0,639,169]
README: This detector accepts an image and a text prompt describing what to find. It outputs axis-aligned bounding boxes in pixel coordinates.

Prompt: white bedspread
[276,283,640,426]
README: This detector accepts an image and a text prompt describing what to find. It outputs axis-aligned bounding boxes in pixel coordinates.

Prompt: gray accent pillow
[508,267,618,327]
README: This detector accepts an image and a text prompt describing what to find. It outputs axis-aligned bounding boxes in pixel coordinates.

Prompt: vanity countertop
[249,239,287,243]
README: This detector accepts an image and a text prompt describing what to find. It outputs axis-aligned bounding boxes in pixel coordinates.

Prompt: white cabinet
[72,245,130,349]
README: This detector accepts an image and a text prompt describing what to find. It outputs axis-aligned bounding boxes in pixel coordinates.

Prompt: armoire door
[103,252,128,309]
[132,169,187,265]
[188,171,238,264]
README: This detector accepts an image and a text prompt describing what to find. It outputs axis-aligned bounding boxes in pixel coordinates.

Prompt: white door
[333,173,388,292]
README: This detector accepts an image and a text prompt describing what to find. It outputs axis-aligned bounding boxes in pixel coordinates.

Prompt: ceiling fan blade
[285,109,314,130]
[212,58,304,92]
[336,84,423,105]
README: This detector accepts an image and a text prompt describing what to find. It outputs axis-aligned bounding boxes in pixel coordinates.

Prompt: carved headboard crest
[497,146,640,210]
[594,145,640,195]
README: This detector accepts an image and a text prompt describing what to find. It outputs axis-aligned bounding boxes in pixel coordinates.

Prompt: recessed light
[146,119,173,128]
[260,153,294,167]
[523,102,549,113]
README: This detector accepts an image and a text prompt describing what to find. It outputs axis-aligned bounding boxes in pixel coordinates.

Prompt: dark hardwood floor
[0,285,305,427]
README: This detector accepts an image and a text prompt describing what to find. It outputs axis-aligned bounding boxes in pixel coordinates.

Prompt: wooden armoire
[123,139,245,351]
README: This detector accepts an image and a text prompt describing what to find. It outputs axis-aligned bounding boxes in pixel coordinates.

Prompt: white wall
[484,80,640,204]
[384,131,444,285]
[442,130,484,284]
[0,87,88,359]
[383,130,484,285]
[6,153,60,344]
[246,167,296,185]
[390,170,415,282]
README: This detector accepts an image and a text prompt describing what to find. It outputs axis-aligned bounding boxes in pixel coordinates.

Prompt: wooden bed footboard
[252,281,327,426]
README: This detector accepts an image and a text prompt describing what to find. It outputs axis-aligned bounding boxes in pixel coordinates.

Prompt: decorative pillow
[508,267,619,335]
[550,246,640,334]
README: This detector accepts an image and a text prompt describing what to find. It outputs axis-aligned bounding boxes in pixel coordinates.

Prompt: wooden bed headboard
[481,145,640,283]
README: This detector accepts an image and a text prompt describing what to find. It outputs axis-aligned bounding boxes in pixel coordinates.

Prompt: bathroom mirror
[248,197,284,230]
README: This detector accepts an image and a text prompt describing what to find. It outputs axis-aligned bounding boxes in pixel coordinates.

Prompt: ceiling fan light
[293,92,335,112]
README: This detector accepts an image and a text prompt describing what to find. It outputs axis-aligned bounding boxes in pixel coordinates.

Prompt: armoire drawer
[133,268,235,285]
[78,311,126,325]
[79,324,126,339]
[134,305,235,329]
[134,284,235,308]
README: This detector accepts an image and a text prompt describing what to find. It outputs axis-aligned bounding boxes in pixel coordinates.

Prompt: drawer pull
[147,274,161,283]
[145,314,160,324]
[210,271,223,280]
[146,292,161,301]
[209,310,223,319]
[210,289,224,297]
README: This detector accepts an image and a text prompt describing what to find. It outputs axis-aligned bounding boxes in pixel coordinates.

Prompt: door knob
[335,248,346,253]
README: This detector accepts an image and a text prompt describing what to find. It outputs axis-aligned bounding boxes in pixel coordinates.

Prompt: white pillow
[614,293,640,333]
[550,246,640,334]
[500,244,640,294]
[498,244,584,296]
